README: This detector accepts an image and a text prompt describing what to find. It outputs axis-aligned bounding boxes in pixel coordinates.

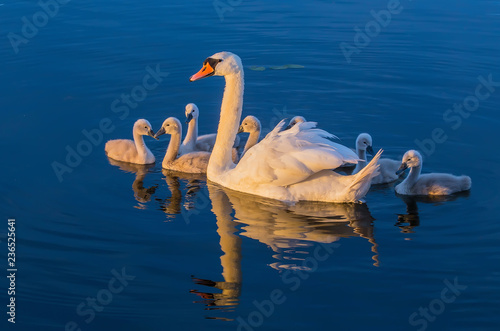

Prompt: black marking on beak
[148,129,158,140]
[186,113,194,124]
[154,127,166,139]
[366,145,375,156]
[396,162,408,175]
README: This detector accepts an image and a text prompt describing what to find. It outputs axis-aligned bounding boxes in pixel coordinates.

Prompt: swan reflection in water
[156,170,206,220]
[190,182,379,319]
[107,158,158,209]
[395,191,471,234]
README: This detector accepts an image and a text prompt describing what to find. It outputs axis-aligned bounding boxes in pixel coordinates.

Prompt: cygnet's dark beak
[154,127,166,139]
[396,162,408,175]
[186,113,193,124]
[366,145,375,156]
[148,129,159,140]
[237,125,244,134]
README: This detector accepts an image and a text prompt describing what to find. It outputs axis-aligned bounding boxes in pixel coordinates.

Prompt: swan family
[105,51,471,202]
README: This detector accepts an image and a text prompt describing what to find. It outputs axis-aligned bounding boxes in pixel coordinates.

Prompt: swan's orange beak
[190,62,215,82]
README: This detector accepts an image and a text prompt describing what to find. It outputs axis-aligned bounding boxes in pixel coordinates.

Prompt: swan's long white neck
[133,131,148,158]
[243,130,260,155]
[208,71,244,179]
[182,118,198,150]
[163,129,181,165]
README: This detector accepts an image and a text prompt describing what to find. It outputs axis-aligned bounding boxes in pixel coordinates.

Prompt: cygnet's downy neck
[243,129,260,155]
[183,117,198,150]
[133,130,149,159]
[163,129,182,165]
[357,148,367,164]
[353,147,367,173]
[404,164,422,187]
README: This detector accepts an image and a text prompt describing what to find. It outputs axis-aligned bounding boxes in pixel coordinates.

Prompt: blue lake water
[1,0,500,330]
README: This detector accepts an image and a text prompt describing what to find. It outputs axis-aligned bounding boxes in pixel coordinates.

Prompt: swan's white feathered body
[155,117,210,174]
[395,150,471,195]
[352,133,402,184]
[105,119,156,165]
[218,121,381,202]
[190,52,381,203]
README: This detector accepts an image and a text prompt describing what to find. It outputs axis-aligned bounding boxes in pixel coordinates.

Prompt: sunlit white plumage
[395,150,471,195]
[105,119,156,164]
[155,117,210,174]
[190,52,382,202]
[352,133,402,184]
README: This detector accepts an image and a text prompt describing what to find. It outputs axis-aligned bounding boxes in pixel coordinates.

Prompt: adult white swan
[395,150,471,195]
[155,117,210,174]
[190,52,381,203]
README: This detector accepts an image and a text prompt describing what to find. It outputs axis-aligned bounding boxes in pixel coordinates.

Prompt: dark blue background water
[1,0,500,330]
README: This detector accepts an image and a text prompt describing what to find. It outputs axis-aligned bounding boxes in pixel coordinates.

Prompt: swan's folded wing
[264,119,287,139]
[233,123,359,187]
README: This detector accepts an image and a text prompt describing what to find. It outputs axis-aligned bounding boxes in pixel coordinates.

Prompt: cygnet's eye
[166,124,170,127]
[144,126,148,129]
[244,123,247,125]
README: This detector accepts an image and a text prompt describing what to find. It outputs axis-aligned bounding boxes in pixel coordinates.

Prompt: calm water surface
[1,0,500,330]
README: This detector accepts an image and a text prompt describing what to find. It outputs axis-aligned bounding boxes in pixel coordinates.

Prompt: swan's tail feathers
[461,175,472,191]
[346,149,383,201]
